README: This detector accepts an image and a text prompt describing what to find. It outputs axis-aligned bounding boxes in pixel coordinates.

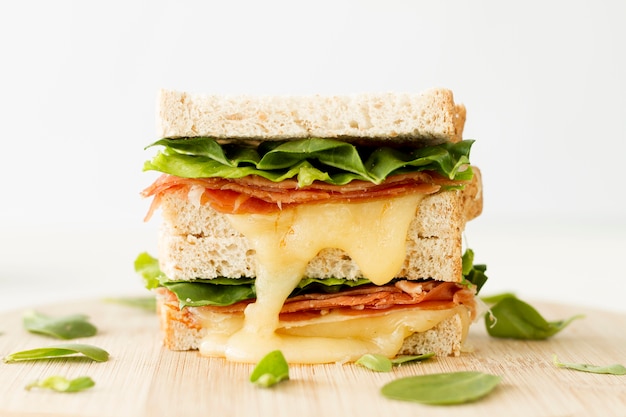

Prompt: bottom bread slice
[155,293,469,359]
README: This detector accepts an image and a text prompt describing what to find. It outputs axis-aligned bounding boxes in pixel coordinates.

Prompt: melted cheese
[198,193,464,363]
[198,306,469,364]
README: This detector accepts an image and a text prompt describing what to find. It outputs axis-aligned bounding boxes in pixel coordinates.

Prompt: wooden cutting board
[0,299,624,417]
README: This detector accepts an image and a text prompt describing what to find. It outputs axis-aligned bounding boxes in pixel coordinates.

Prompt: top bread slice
[157,88,466,144]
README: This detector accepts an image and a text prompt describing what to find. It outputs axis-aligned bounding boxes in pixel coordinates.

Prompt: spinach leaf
[144,137,475,187]
[355,353,393,372]
[3,343,110,363]
[23,311,97,340]
[553,355,626,375]
[136,251,487,308]
[134,252,166,290]
[391,352,436,365]
[356,352,435,372]
[480,292,517,304]
[163,280,256,308]
[381,371,501,405]
[485,296,583,340]
[250,350,290,388]
[460,249,488,294]
[25,376,95,393]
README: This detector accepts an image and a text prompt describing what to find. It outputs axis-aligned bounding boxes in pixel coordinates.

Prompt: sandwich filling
[138,137,486,363]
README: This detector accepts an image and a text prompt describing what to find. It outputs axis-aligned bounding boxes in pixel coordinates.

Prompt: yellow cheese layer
[198,305,470,364]
[201,193,437,363]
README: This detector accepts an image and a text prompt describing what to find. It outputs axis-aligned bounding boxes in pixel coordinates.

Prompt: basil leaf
[3,343,110,363]
[460,249,488,294]
[461,248,475,276]
[258,138,373,180]
[381,371,501,405]
[163,281,256,308]
[144,137,475,187]
[23,311,97,340]
[486,296,584,340]
[292,277,372,295]
[25,376,95,393]
[390,352,436,365]
[356,354,393,372]
[134,252,165,290]
[149,137,236,166]
[356,352,435,372]
[136,252,377,307]
[480,292,517,304]
[553,355,626,375]
[250,350,289,388]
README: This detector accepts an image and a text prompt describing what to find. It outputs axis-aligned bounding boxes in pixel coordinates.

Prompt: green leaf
[138,252,377,307]
[292,277,372,295]
[163,280,256,308]
[134,252,165,290]
[460,249,488,294]
[149,137,236,166]
[381,371,501,405]
[23,311,97,340]
[3,343,110,363]
[144,137,475,187]
[356,353,393,372]
[356,352,435,372]
[461,248,475,276]
[25,376,95,393]
[390,352,436,365]
[553,355,626,375]
[480,292,517,304]
[250,350,290,388]
[485,296,584,340]
[258,138,373,179]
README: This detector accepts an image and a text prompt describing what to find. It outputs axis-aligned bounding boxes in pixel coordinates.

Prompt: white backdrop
[1,0,625,311]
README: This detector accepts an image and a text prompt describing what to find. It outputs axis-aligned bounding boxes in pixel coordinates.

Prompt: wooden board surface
[0,299,625,417]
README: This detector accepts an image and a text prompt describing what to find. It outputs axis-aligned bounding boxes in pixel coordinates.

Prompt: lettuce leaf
[134,253,373,308]
[144,137,474,187]
[134,252,488,308]
[460,249,488,294]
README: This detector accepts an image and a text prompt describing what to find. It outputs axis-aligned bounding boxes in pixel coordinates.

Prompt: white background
[0,0,624,313]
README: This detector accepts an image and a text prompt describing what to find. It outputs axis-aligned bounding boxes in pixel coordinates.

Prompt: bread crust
[157,88,466,144]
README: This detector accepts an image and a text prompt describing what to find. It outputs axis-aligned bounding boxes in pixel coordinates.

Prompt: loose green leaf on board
[3,344,110,363]
[23,310,97,340]
[356,352,435,372]
[356,354,393,372]
[381,371,501,405]
[250,350,290,388]
[553,355,626,375]
[391,353,436,365]
[485,295,583,340]
[25,376,95,393]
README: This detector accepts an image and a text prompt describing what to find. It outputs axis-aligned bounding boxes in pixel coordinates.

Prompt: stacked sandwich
[136,88,487,364]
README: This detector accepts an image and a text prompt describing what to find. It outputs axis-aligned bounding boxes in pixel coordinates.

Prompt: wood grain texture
[0,299,624,417]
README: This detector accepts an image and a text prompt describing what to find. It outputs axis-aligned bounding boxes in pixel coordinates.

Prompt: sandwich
[136,88,487,364]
